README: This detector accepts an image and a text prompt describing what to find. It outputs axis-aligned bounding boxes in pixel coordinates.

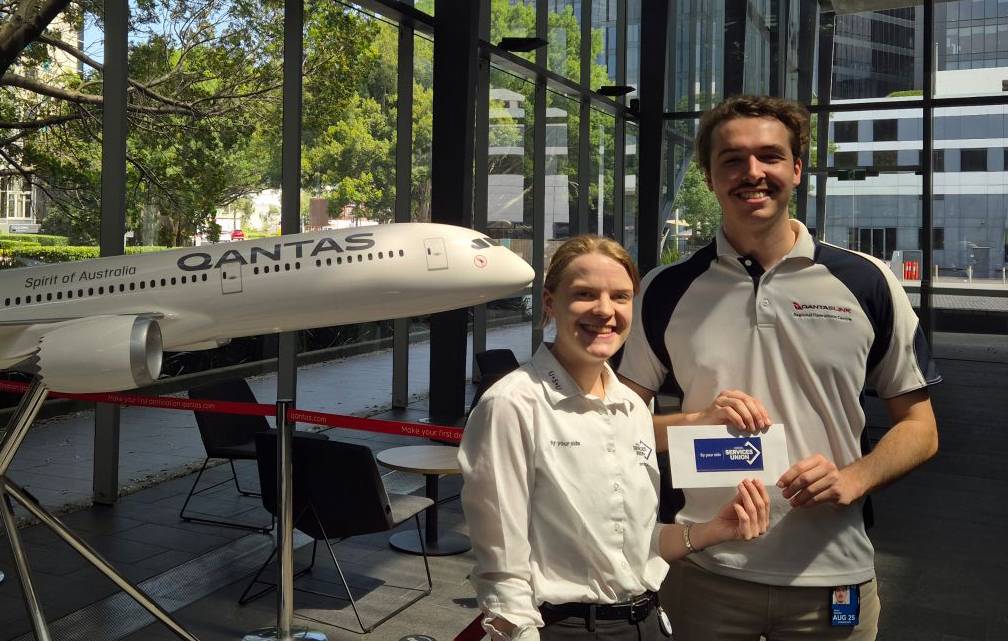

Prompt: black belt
[541,592,657,625]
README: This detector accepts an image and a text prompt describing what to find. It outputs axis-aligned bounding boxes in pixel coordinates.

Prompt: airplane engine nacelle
[33,316,163,393]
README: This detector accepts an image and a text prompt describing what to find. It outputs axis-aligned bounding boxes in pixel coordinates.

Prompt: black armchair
[469,348,520,414]
[180,378,324,533]
[239,433,433,633]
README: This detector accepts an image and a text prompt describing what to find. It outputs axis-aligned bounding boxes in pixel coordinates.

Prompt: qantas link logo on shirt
[791,300,854,322]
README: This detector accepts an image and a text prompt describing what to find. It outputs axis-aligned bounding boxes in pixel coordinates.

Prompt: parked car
[230,229,246,241]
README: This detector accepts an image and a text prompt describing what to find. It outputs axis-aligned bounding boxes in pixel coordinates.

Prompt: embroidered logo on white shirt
[633,440,653,460]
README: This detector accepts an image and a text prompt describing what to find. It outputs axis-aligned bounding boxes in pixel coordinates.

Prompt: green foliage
[9,0,385,245]
[1,245,169,265]
[0,240,38,251]
[660,243,680,265]
[0,234,68,246]
[671,161,721,244]
[7,0,617,241]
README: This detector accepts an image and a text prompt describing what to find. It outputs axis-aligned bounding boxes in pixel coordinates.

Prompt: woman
[459,235,771,641]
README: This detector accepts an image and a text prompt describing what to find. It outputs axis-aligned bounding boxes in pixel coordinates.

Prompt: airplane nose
[507,252,536,286]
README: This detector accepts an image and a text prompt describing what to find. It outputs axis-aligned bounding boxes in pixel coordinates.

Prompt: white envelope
[665,424,790,489]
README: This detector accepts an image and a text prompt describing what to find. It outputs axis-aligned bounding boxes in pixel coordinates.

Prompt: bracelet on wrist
[682,524,698,554]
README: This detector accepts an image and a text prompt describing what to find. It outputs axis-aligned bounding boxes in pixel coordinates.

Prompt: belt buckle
[628,594,652,623]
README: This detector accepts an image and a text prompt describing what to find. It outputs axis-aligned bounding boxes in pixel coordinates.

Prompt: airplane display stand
[241,400,326,641]
[0,378,200,641]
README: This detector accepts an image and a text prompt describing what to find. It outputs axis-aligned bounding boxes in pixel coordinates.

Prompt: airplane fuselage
[0,223,534,391]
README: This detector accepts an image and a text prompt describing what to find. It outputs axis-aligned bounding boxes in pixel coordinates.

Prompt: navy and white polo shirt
[618,220,940,587]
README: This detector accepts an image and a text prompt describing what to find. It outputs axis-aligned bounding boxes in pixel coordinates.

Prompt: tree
[2,0,381,244]
[671,160,720,244]
[0,0,75,78]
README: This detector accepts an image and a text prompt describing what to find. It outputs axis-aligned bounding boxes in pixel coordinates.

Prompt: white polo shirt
[618,220,940,587]
[459,344,669,629]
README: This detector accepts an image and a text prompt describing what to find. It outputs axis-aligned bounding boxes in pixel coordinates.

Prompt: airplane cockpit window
[483,237,499,246]
[471,238,490,249]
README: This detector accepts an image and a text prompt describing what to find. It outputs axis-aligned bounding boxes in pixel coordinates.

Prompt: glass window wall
[484,66,536,350]
[665,0,1008,384]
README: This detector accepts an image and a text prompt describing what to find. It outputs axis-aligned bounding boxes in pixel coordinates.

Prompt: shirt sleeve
[868,262,940,398]
[617,274,669,393]
[458,391,543,629]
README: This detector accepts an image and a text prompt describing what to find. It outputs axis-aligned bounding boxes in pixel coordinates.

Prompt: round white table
[376,445,471,556]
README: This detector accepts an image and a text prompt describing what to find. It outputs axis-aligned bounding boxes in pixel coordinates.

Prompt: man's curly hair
[695,95,810,174]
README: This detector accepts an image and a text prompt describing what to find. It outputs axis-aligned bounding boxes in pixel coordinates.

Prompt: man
[617,95,939,640]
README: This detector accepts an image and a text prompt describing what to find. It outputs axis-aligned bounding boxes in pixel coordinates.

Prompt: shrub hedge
[0,245,170,268]
[0,233,69,246]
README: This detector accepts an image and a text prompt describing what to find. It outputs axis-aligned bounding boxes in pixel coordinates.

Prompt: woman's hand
[693,479,771,549]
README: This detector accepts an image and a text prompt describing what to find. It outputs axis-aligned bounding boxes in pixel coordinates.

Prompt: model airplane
[0,223,535,393]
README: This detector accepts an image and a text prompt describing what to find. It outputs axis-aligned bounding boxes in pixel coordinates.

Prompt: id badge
[830,585,860,627]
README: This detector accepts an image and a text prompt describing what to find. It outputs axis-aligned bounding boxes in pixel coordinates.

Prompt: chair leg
[321,531,368,633]
[313,510,431,634]
[238,545,278,605]
[179,457,272,534]
[230,459,261,498]
[306,539,318,574]
[414,513,434,593]
[178,458,211,520]
[238,544,317,606]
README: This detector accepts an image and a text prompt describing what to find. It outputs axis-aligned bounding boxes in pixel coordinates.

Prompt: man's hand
[777,454,866,508]
[693,389,771,432]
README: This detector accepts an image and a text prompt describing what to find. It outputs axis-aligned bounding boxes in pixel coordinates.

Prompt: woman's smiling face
[544,252,635,373]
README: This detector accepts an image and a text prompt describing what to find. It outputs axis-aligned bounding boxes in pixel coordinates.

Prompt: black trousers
[540,609,663,641]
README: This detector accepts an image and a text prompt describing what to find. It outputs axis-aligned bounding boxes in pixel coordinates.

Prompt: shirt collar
[715,218,816,263]
[531,343,627,409]
[786,219,817,262]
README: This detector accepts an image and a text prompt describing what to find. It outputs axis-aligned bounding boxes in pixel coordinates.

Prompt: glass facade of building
[663,0,1008,364]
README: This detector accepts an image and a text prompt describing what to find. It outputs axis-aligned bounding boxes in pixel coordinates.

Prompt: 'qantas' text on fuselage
[176,233,376,272]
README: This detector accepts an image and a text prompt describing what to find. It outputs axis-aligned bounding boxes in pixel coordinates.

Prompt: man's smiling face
[705,116,802,232]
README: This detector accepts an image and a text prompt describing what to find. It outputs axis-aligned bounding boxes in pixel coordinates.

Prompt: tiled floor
[0,328,1005,640]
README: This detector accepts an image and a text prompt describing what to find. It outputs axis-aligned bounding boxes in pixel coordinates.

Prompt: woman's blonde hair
[542,235,640,324]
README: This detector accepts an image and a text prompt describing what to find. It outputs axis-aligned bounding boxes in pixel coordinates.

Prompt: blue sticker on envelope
[693,437,764,472]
